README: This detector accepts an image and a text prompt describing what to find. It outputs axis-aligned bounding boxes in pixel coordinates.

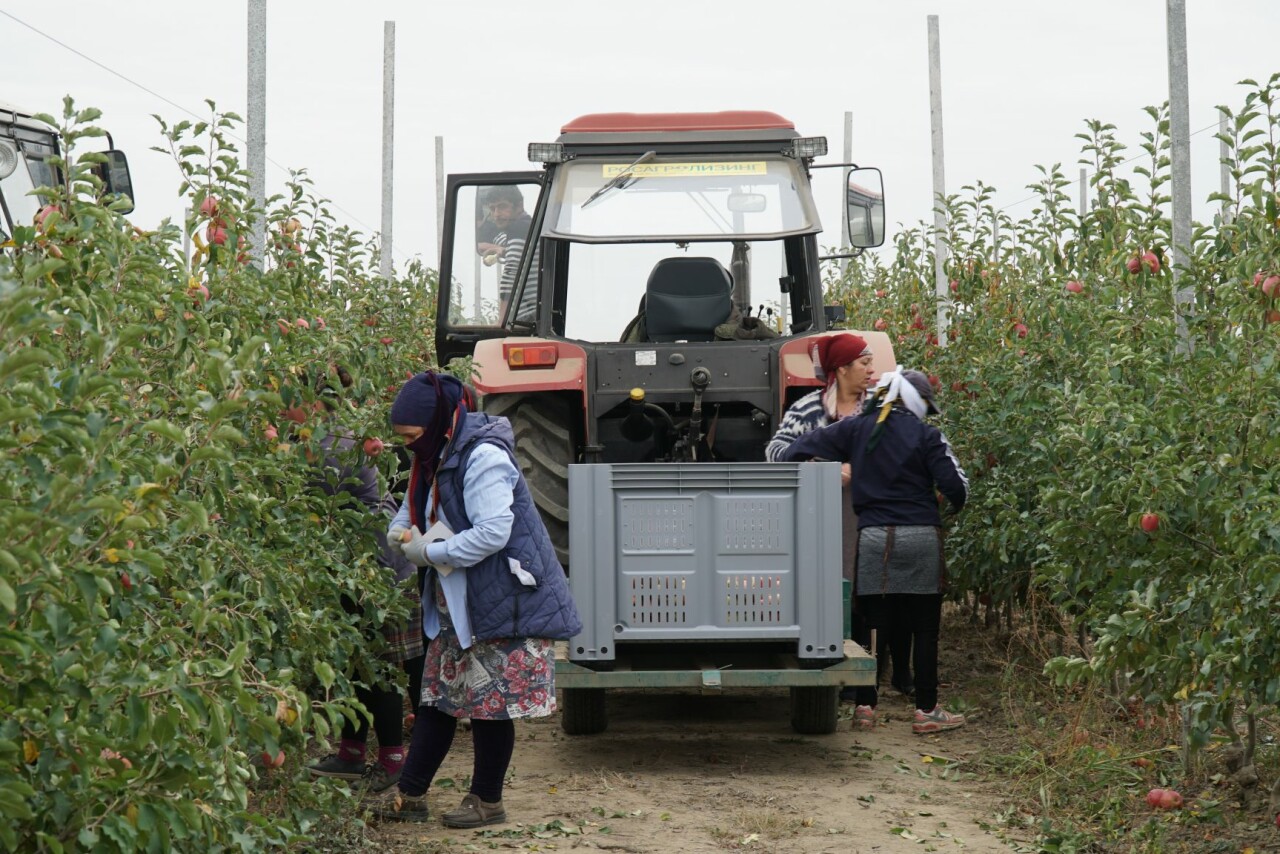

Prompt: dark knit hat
[901,369,940,415]
[390,371,465,428]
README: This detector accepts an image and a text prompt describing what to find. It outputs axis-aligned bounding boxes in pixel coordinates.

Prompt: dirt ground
[361,635,1033,854]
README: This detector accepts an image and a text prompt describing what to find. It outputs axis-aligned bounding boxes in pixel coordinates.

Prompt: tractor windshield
[545,154,819,241]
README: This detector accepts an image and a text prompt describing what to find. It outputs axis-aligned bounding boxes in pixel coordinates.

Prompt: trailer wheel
[560,688,607,735]
[789,686,838,734]
[482,394,574,568]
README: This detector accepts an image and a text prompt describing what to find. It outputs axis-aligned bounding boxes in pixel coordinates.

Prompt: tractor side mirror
[846,167,884,249]
[101,150,135,214]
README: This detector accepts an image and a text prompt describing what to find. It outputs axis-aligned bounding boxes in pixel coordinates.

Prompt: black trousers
[854,593,942,711]
[342,656,424,749]
[399,706,515,802]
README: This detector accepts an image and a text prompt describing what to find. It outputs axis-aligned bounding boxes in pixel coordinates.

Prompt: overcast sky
[3,1,1277,273]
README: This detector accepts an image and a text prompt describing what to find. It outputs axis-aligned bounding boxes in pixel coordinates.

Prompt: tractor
[435,112,894,734]
[0,101,134,240]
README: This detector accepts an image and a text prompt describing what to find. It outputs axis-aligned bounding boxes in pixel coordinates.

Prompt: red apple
[1142,251,1161,274]
[261,750,285,769]
[1014,322,1028,338]
[1065,280,1084,294]
[927,374,941,391]
[120,572,132,592]
[281,407,309,425]
[1140,513,1160,533]
[189,283,210,303]
[379,336,395,345]
[363,316,379,327]
[405,712,416,730]
[1157,789,1183,809]
[34,204,58,229]
[1126,255,1143,275]
[206,225,228,246]
[276,319,291,336]
[363,437,385,456]
[1266,309,1280,324]
[875,289,887,298]
[949,279,958,293]
[282,216,301,235]
[294,318,310,330]
[264,425,279,441]
[314,317,326,330]
[199,196,219,218]
[1262,275,1280,298]
[873,318,888,331]
[1146,788,1164,808]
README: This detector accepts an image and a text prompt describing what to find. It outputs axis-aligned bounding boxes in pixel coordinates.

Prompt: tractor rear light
[528,142,567,164]
[790,136,828,159]
[504,343,558,369]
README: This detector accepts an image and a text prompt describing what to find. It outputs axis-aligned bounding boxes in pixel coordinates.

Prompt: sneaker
[362,763,402,794]
[369,788,430,822]
[307,754,365,781]
[912,705,965,734]
[441,793,507,828]
[853,705,877,729]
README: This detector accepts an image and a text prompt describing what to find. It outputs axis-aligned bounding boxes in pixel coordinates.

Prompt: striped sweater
[765,385,842,462]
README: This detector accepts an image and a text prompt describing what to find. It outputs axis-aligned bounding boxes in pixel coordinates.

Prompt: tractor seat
[643,257,734,342]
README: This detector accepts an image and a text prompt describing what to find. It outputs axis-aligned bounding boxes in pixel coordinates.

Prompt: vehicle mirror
[102,150,135,214]
[846,167,884,249]
[727,192,766,214]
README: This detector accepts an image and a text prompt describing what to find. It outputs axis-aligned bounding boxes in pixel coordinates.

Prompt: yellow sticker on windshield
[601,162,767,178]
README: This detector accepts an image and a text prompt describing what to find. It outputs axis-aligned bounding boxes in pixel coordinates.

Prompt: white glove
[401,525,434,567]
[386,525,409,557]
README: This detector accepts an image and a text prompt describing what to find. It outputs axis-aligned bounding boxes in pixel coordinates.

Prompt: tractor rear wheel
[789,686,838,734]
[560,688,608,735]
[482,393,574,568]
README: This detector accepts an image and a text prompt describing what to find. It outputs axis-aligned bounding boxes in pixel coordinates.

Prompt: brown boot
[441,793,506,828]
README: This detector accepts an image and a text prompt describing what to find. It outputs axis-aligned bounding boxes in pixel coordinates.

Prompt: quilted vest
[433,412,582,642]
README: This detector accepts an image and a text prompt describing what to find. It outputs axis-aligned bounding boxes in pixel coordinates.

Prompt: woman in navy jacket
[780,370,969,734]
[375,371,580,826]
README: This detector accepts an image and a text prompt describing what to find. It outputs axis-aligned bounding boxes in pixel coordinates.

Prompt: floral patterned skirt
[420,608,557,720]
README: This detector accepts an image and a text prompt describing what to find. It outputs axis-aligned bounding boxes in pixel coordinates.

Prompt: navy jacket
[779,407,968,529]
[430,412,582,642]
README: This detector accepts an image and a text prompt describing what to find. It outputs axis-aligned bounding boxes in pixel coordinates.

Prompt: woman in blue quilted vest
[373,371,582,827]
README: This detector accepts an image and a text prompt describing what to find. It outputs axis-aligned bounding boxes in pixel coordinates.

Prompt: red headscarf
[810,333,872,389]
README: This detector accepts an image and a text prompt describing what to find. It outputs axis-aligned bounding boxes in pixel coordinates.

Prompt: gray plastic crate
[567,462,844,663]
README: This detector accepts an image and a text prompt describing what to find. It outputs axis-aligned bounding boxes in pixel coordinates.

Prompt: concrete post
[246,0,266,270]
[435,136,445,264]
[380,21,395,282]
[1167,0,1193,353]
[840,110,852,277]
[928,15,949,348]
[1219,109,1232,225]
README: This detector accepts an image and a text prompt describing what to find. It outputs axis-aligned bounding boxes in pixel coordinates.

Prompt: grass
[942,603,1280,853]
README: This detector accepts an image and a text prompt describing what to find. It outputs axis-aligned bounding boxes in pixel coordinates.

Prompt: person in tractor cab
[778,370,969,735]
[476,185,536,322]
[373,371,581,826]
[766,334,908,703]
